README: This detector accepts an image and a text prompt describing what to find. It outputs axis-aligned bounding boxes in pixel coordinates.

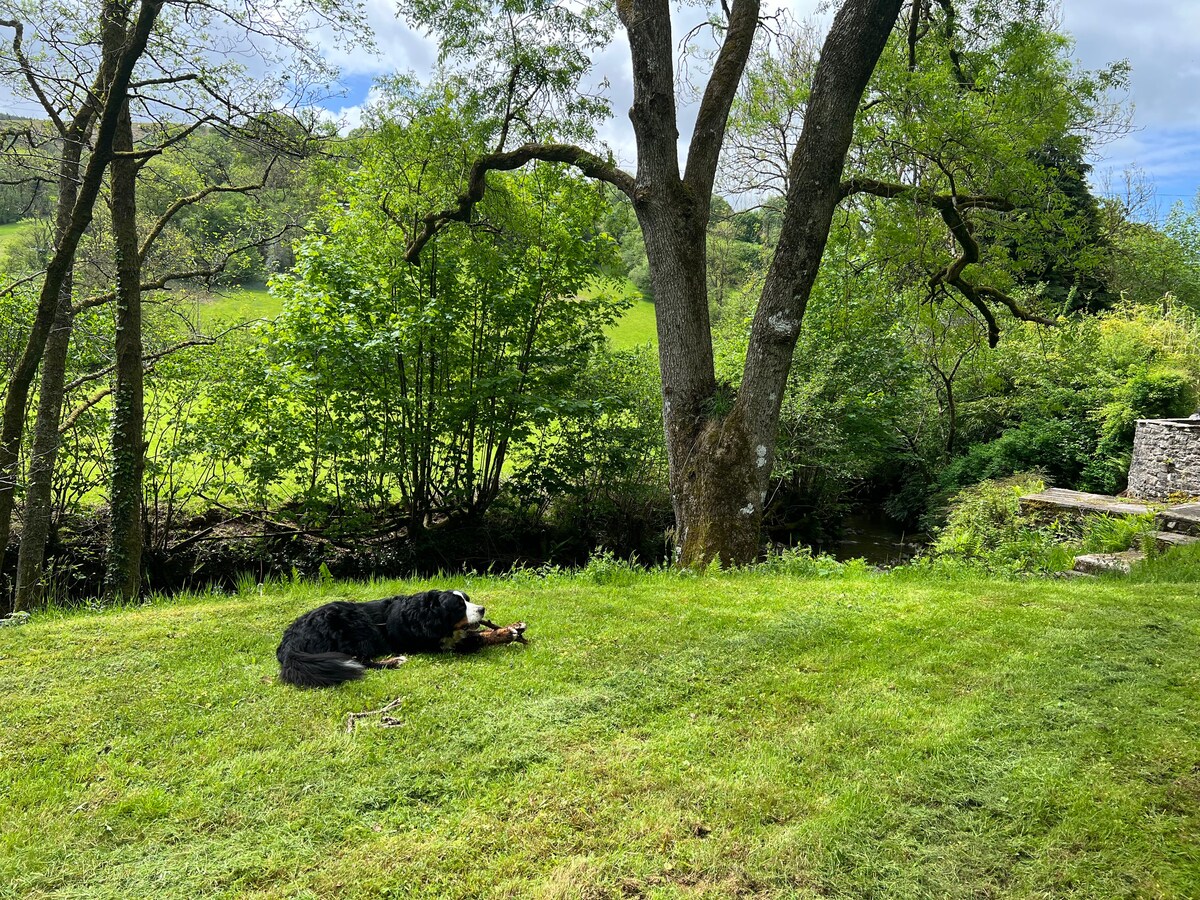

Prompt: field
[199,278,657,348]
[2,567,1198,898]
[0,218,39,252]
[192,284,281,327]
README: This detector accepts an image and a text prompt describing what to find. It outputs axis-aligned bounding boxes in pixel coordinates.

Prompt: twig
[346,696,406,733]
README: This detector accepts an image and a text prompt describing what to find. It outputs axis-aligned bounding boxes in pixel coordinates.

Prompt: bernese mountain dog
[277,589,500,688]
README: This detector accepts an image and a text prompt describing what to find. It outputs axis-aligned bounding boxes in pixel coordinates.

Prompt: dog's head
[439,589,485,630]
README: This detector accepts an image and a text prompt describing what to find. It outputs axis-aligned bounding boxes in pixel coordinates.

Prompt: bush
[926,475,1074,574]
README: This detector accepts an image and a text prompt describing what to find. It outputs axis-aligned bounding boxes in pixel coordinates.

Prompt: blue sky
[319,0,1200,220]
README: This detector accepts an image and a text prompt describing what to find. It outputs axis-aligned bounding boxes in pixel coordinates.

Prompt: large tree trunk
[0,0,162,600]
[104,101,144,601]
[624,0,903,567]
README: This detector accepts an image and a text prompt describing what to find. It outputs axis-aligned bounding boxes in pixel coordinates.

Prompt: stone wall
[1127,418,1200,500]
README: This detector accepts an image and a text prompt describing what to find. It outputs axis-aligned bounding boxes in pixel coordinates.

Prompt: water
[830,510,924,567]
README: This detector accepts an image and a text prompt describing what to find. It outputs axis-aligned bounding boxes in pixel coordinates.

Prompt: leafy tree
[197,87,624,529]
[398,0,905,566]
[396,0,1132,566]
[0,0,362,608]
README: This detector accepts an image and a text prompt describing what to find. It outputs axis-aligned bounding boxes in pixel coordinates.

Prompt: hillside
[2,569,1198,898]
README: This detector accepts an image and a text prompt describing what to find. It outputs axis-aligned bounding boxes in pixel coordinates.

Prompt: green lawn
[2,569,1198,898]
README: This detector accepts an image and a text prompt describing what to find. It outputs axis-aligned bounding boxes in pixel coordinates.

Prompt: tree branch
[839,176,1054,345]
[683,0,761,204]
[0,18,66,136]
[138,156,279,263]
[403,143,635,264]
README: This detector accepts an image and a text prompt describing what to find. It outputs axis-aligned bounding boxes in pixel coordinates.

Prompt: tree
[103,101,143,601]
[398,0,906,566]
[195,85,623,531]
[0,0,362,607]
[1,0,164,609]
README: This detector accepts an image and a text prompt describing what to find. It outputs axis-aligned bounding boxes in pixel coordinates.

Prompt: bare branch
[0,18,66,136]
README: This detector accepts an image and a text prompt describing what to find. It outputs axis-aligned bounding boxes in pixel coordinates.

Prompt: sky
[1,1,1196,217]
[316,0,1200,219]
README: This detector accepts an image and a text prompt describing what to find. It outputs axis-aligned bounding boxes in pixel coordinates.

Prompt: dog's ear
[437,590,467,623]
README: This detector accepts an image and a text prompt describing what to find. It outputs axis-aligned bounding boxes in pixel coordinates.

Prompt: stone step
[1073,549,1145,576]
[1156,503,1200,537]
[1154,530,1200,551]
[1020,488,1153,520]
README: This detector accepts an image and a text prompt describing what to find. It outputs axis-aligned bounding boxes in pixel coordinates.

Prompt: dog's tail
[278,648,366,688]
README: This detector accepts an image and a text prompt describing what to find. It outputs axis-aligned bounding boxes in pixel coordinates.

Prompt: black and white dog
[277,589,489,688]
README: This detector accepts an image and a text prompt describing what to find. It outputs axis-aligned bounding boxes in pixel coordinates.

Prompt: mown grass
[2,569,1198,898]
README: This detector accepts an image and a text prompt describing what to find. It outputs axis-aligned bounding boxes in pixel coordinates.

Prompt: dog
[277,589,493,688]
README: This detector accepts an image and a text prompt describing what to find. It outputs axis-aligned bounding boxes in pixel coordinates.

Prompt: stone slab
[1154,530,1200,550]
[1156,504,1200,537]
[1073,550,1145,575]
[1019,488,1153,519]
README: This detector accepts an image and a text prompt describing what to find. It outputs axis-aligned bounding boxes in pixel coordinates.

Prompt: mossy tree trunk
[3,0,163,609]
[104,101,144,602]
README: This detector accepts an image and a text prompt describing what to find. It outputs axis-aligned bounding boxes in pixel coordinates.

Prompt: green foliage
[930,301,1200,502]
[1078,512,1157,555]
[926,475,1076,574]
[195,81,623,524]
[512,343,664,514]
[927,475,1158,574]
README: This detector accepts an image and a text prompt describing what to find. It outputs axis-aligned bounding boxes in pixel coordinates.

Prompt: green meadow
[2,567,1198,898]
[195,278,656,350]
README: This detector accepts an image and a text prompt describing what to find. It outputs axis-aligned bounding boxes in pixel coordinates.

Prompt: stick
[345,696,406,733]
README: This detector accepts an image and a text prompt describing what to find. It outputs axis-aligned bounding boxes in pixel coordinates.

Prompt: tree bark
[0,0,162,603]
[636,0,903,567]
[711,0,901,567]
[104,101,144,601]
[11,282,75,610]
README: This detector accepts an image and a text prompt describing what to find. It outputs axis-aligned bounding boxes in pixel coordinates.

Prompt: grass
[193,278,658,352]
[578,277,656,349]
[0,219,42,257]
[2,568,1199,898]
[193,283,282,327]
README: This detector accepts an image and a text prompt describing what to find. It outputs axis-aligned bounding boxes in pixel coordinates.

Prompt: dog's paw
[377,655,408,669]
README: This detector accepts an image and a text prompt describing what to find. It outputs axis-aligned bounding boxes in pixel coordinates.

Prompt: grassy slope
[196,279,657,349]
[2,571,1198,899]
[0,219,38,251]
[193,284,281,327]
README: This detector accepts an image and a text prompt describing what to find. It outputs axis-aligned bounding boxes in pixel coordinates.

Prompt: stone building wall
[1126,418,1200,500]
